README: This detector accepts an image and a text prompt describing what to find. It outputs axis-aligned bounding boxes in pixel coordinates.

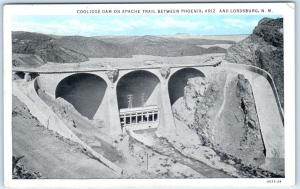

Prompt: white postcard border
[3,2,295,187]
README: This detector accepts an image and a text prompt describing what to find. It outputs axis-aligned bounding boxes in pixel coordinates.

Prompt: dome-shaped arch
[116,70,160,109]
[55,73,107,119]
[168,68,205,105]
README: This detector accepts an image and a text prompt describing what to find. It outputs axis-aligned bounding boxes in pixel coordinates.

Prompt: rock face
[172,74,266,166]
[173,78,212,131]
[232,74,266,164]
[225,18,284,108]
[172,77,219,146]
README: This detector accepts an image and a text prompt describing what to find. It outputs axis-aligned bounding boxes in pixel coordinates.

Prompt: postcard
[3,2,295,187]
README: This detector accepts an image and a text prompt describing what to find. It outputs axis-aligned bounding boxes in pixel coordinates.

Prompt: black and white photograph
[3,2,295,188]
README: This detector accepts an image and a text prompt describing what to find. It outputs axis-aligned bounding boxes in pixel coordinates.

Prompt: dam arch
[116,70,161,130]
[168,68,205,105]
[55,73,107,120]
[116,70,161,109]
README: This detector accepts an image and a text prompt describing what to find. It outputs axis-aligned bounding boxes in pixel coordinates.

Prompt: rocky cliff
[225,18,284,108]
[172,73,266,167]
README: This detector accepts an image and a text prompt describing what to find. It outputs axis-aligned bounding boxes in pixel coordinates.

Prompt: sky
[12,15,281,36]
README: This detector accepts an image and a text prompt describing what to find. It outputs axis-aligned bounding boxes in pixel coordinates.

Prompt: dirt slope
[12,95,117,179]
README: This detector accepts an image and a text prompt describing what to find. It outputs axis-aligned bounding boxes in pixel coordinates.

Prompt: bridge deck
[12,54,223,73]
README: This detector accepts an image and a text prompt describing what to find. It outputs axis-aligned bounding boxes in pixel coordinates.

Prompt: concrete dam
[12,55,284,174]
[15,65,210,135]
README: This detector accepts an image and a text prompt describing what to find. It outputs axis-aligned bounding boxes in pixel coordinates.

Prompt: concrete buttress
[156,79,177,138]
[107,83,122,136]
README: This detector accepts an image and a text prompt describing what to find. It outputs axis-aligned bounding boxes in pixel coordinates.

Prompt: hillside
[54,36,131,58]
[12,32,89,65]
[12,31,237,67]
[225,18,284,108]
[95,35,233,57]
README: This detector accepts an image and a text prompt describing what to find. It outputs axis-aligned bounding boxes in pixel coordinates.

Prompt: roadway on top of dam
[12,54,223,73]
